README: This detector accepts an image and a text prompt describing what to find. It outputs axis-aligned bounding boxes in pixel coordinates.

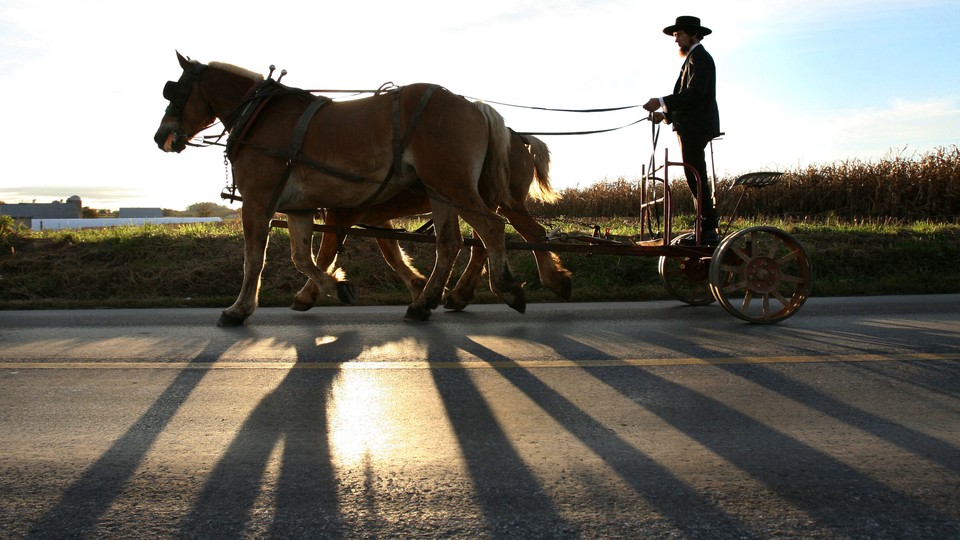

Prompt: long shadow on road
[587,363,959,537]
[424,324,755,538]
[178,330,364,538]
[26,342,224,539]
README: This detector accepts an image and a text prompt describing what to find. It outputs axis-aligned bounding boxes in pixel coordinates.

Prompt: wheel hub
[744,257,781,294]
[681,258,709,281]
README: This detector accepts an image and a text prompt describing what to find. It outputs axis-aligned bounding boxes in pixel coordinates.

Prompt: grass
[1,217,958,310]
[2,146,958,309]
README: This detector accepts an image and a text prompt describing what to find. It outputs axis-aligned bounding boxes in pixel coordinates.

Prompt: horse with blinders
[154,52,523,324]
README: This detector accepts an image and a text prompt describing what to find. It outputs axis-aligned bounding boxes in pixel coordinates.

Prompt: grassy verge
[1,218,958,310]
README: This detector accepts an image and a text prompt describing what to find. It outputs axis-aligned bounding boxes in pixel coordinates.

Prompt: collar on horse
[225,80,440,214]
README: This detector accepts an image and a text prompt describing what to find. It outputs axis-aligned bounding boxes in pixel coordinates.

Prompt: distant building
[0,196,82,227]
[29,217,222,231]
[119,207,164,219]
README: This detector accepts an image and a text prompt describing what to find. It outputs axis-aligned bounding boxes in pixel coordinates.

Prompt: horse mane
[208,61,264,82]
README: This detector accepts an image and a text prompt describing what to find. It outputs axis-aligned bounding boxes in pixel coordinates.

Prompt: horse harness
[221,78,440,217]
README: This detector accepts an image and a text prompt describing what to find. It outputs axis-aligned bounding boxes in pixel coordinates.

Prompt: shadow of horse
[24,304,960,537]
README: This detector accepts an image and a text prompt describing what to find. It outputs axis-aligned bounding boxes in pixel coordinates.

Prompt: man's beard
[679,45,690,57]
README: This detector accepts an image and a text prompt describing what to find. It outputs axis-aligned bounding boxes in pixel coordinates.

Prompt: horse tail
[522,135,560,203]
[473,101,514,207]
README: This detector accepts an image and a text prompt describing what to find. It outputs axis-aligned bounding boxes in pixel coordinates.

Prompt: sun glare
[326,372,399,467]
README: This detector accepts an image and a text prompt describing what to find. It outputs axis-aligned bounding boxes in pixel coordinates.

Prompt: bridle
[161,61,210,149]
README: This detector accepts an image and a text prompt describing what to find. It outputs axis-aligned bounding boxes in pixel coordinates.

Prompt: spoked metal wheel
[658,233,715,306]
[709,226,813,323]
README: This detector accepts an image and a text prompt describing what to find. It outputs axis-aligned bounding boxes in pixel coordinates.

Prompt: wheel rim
[709,226,813,323]
[658,233,715,306]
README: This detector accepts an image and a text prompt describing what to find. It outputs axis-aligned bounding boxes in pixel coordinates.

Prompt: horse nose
[154,126,170,150]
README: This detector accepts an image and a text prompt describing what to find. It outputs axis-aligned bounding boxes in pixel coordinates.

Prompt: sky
[1,0,958,211]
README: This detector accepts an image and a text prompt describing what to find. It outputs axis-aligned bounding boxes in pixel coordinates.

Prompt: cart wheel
[709,226,813,323]
[658,233,715,306]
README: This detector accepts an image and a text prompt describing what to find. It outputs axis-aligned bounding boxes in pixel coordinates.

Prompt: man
[644,15,721,245]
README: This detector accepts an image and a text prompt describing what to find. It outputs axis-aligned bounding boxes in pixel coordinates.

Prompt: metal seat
[733,171,784,188]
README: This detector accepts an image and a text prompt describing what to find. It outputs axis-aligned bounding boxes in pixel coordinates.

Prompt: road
[1,296,958,538]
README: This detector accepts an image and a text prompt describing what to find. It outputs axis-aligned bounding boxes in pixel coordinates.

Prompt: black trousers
[677,132,719,231]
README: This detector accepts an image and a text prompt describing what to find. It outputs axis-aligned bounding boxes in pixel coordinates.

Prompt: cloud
[0,185,140,206]
[824,97,960,162]
[717,93,960,176]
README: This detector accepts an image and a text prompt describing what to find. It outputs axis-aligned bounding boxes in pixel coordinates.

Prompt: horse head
[154,52,264,153]
[154,52,215,153]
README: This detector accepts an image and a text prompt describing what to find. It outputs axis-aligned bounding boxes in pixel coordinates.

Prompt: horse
[154,52,522,324]
[289,125,573,311]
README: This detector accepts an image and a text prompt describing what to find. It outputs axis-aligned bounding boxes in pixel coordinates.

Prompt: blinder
[162,61,207,119]
[162,80,181,102]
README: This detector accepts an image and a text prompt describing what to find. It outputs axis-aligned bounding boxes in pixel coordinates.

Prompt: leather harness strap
[267,96,331,216]
[225,81,441,219]
[354,84,440,209]
[226,80,289,161]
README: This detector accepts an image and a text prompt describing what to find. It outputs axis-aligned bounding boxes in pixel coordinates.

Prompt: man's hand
[643,98,662,112]
[651,111,666,123]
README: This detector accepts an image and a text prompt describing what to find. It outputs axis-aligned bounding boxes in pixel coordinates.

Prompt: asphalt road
[1,295,959,538]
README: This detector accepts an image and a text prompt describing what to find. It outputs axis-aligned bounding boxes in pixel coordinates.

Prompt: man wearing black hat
[644,15,721,245]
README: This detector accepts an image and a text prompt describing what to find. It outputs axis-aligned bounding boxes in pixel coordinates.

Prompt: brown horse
[154,52,522,324]
[289,125,572,311]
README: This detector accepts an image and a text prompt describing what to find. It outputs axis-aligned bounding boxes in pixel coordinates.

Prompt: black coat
[662,44,720,140]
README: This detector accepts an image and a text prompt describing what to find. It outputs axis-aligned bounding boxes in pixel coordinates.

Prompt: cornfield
[529,145,960,222]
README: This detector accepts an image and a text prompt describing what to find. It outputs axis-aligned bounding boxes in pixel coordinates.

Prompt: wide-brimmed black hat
[663,15,712,36]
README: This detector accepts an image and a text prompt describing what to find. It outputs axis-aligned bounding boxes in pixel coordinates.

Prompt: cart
[265,148,813,324]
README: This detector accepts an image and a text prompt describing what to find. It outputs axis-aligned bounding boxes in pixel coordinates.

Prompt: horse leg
[218,209,272,326]
[290,211,356,311]
[286,211,351,308]
[404,202,462,322]
[500,206,572,300]
[355,191,432,300]
[443,229,487,311]
[291,218,329,311]
[457,207,526,314]
[292,234,426,309]
[375,230,428,301]
[292,210,428,310]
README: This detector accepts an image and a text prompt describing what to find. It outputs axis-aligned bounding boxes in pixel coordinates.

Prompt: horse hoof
[337,281,358,305]
[505,288,527,314]
[404,305,432,322]
[290,300,313,312]
[217,311,246,327]
[443,295,468,311]
[551,277,573,300]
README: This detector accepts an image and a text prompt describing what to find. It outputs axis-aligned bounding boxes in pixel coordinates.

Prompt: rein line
[191,82,653,145]
[464,95,652,136]
[517,117,649,137]
[303,85,653,136]
[200,77,654,219]
[463,97,644,114]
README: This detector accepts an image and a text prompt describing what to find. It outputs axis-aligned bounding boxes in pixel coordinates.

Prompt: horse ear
[176,51,191,69]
